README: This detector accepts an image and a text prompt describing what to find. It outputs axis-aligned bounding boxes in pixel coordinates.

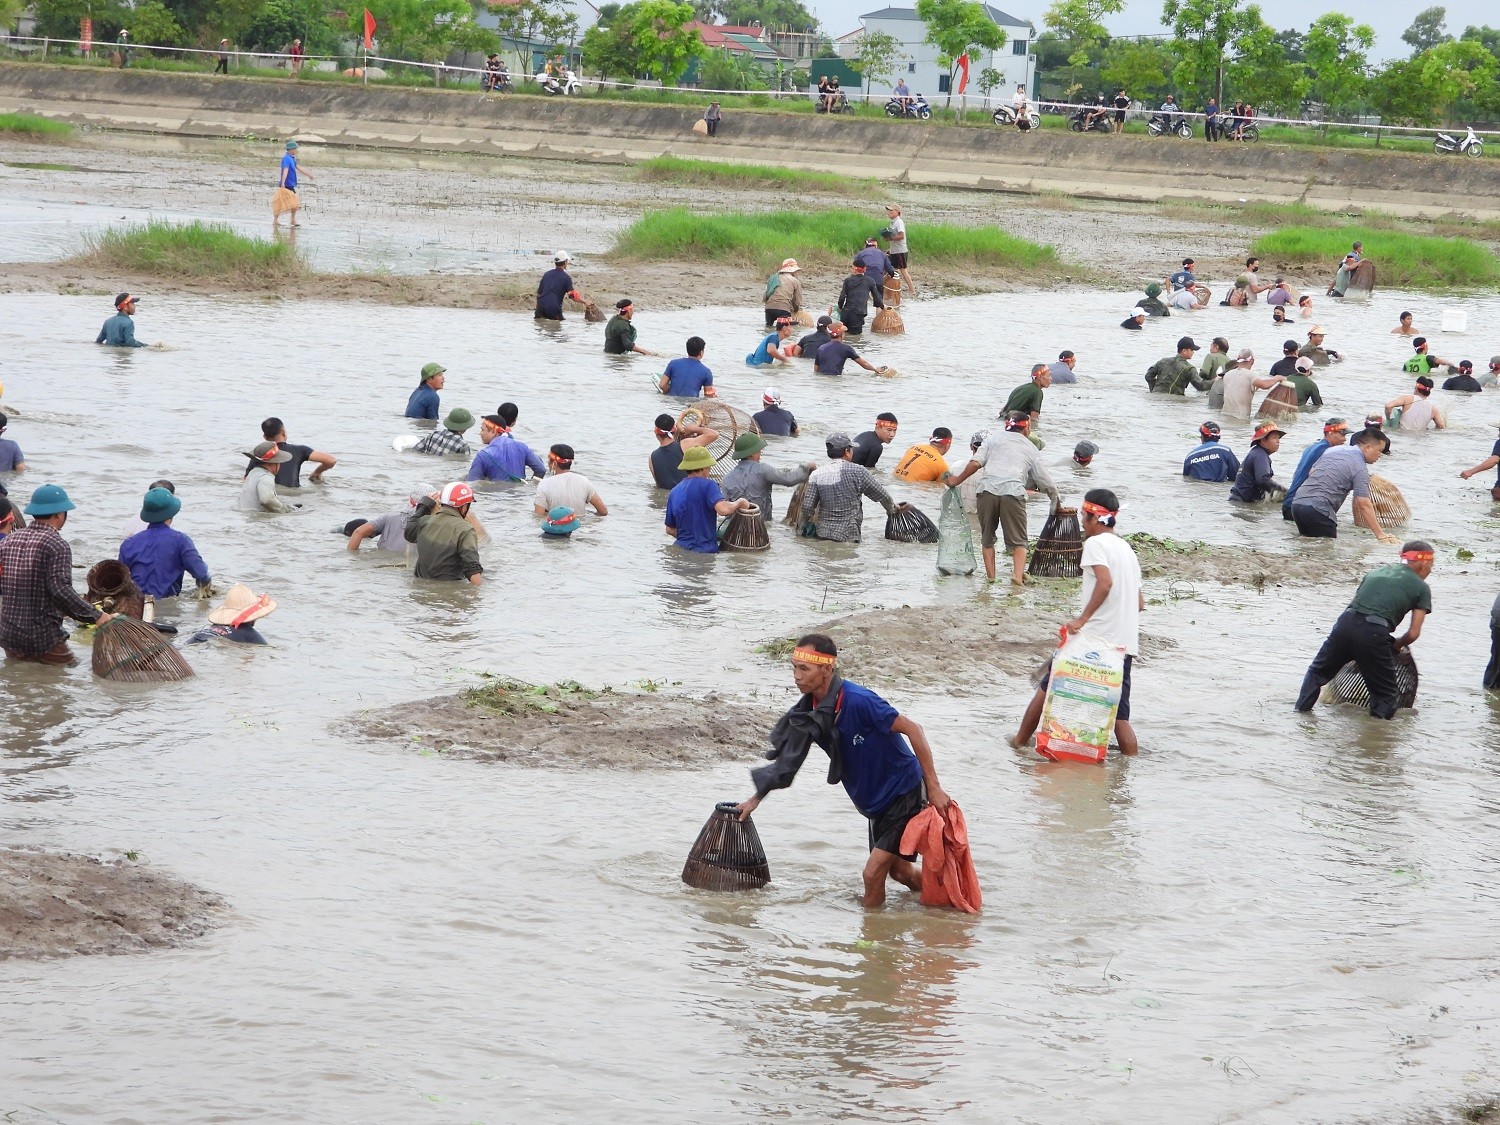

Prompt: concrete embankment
[3,63,1497,220]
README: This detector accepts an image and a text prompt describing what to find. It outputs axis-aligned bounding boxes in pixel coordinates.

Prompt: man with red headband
[1295,542,1434,719]
[96,292,147,348]
[1008,487,1142,755]
[734,633,951,908]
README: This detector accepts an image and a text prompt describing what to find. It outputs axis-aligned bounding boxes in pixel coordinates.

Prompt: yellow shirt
[893,443,949,482]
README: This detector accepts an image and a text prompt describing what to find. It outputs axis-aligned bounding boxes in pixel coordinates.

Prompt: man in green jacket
[1146,337,1211,395]
[404,482,483,585]
[603,299,655,356]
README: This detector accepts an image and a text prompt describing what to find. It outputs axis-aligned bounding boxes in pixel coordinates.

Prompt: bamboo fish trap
[681,802,771,891]
[871,306,905,334]
[1367,474,1410,528]
[1028,506,1084,577]
[582,301,607,323]
[1324,648,1419,710]
[1256,381,1300,420]
[677,402,759,481]
[885,502,939,544]
[86,559,145,619]
[91,615,194,683]
[882,277,902,308]
[720,505,769,551]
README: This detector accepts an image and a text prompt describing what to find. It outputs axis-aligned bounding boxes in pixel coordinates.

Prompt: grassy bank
[614,207,1058,273]
[0,112,73,137]
[78,221,305,286]
[639,155,870,193]
[1251,225,1500,289]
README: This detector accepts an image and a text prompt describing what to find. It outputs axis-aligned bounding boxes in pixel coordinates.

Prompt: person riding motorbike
[893,77,912,115]
[483,54,510,92]
[1083,91,1109,131]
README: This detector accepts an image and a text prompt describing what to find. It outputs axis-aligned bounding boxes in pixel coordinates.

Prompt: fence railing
[2,33,1495,144]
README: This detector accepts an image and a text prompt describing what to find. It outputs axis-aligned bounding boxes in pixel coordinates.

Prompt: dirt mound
[0,849,223,960]
[346,678,782,769]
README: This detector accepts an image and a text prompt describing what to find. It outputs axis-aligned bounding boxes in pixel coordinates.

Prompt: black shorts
[1039,654,1134,722]
[890,252,909,269]
[867,784,926,858]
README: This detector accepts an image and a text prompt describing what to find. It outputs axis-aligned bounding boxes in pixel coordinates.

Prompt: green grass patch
[0,112,73,137]
[639,155,868,193]
[1251,224,1500,289]
[463,677,599,716]
[78,220,305,286]
[614,207,1058,273]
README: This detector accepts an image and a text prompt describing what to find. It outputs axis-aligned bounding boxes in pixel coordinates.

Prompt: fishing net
[86,559,144,619]
[1368,474,1409,528]
[720,505,769,550]
[872,307,905,334]
[92,615,194,683]
[782,479,815,532]
[582,301,607,323]
[1191,284,1212,305]
[677,402,759,481]
[936,487,976,575]
[885,502,939,544]
[791,309,815,327]
[1323,648,1419,710]
[271,187,299,219]
[1346,259,1376,296]
[1257,381,1299,420]
[681,802,770,891]
[1028,507,1083,578]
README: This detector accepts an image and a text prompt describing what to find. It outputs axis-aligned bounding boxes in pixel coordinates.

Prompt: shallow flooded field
[3,254,1500,1120]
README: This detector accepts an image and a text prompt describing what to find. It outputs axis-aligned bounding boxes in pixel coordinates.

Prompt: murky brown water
[3,266,1500,1121]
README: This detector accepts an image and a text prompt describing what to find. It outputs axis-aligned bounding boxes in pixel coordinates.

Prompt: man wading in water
[735,634,951,908]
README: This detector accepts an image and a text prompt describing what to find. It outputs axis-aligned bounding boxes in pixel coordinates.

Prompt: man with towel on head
[752,387,798,437]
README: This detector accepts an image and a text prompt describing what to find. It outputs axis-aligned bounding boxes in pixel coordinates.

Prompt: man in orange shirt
[892,428,953,482]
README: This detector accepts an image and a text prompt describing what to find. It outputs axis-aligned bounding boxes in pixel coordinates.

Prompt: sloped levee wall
[2,64,1497,220]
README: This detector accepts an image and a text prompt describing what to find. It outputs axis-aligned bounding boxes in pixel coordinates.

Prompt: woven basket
[1191,284,1212,305]
[885,502,939,544]
[1028,507,1083,577]
[678,402,759,480]
[1257,381,1299,419]
[1368,474,1409,528]
[92,615,194,683]
[86,559,144,619]
[882,277,902,308]
[720,505,769,550]
[681,802,770,891]
[1324,648,1418,710]
[871,307,905,334]
[582,301,607,323]
[782,479,815,529]
[791,309,815,327]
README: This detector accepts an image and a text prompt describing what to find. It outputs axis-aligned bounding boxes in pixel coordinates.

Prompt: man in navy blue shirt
[735,633,952,908]
[813,324,878,376]
[120,487,213,599]
[853,238,895,293]
[405,363,445,420]
[535,251,581,320]
[1169,257,1197,291]
[753,387,798,437]
[1229,420,1286,503]
[658,336,716,398]
[1182,421,1240,482]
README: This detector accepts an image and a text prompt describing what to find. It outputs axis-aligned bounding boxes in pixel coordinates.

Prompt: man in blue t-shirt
[1169,257,1197,291]
[1460,424,1500,501]
[405,362,445,420]
[813,324,878,377]
[664,444,750,552]
[1282,418,1348,519]
[735,633,953,908]
[1182,421,1239,482]
[658,336,716,398]
[535,251,581,320]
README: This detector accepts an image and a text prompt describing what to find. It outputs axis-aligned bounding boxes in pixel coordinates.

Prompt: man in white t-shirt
[1169,286,1206,311]
[533,444,608,518]
[1008,487,1144,756]
[882,203,914,296]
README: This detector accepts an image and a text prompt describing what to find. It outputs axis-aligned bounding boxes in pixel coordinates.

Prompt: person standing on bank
[215,39,231,74]
[883,204,915,296]
[0,484,114,665]
[734,633,952,909]
[1008,488,1143,755]
[1295,542,1434,719]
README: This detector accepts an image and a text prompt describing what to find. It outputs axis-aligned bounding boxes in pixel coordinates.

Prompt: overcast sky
[810,0,1497,64]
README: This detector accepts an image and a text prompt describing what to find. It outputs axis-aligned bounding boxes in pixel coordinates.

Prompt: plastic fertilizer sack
[936,487,976,576]
[1036,630,1126,764]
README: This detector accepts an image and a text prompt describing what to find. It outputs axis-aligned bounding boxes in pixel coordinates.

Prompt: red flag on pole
[955,52,970,95]
[363,9,376,49]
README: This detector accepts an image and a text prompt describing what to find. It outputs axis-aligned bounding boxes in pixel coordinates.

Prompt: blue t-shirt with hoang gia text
[834,681,922,818]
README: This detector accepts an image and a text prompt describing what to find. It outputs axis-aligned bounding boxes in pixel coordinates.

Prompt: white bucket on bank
[1442,310,1468,333]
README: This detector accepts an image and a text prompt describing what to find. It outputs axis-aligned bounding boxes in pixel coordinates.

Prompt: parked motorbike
[540,68,580,96]
[1434,126,1484,158]
[483,71,513,94]
[885,94,931,120]
[992,103,1040,130]
[1147,113,1193,139]
[1068,107,1113,133]
[1214,118,1260,141]
[815,90,851,114]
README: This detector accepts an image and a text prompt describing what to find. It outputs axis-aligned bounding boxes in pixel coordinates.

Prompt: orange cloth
[899,800,981,914]
[893,443,948,482]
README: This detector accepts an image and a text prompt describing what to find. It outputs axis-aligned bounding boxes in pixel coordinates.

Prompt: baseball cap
[825,432,853,454]
[1127,307,1145,318]
[816,315,833,327]
[553,250,571,263]
[1282,339,1299,352]
[1073,440,1098,462]
[1177,336,1199,351]
[763,386,782,405]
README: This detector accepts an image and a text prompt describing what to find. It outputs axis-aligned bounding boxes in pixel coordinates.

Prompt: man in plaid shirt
[0,485,114,665]
[797,433,898,543]
[413,408,475,457]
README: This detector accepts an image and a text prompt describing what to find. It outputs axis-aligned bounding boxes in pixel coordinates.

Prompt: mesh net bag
[271,187,299,218]
[936,486,976,575]
[1368,474,1410,528]
[677,403,759,481]
[86,559,144,619]
[92,615,195,683]
[1028,507,1083,577]
[1323,648,1419,710]
[682,802,770,891]
[885,502,939,543]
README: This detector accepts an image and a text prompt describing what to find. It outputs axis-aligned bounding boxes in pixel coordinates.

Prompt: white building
[850,5,1034,103]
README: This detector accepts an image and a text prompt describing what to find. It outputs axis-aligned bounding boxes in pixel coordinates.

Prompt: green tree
[351,0,493,63]
[1160,0,1255,104]
[1457,25,1500,117]
[1460,24,1500,56]
[914,0,1007,108]
[1273,26,1303,61]
[129,0,187,48]
[699,46,766,89]
[1369,57,1436,126]
[493,0,578,75]
[977,64,1002,104]
[1226,8,1307,113]
[710,0,819,32]
[1401,6,1449,54]
[1418,38,1497,116]
[580,17,638,80]
[31,0,128,43]
[851,29,902,94]
[624,0,702,85]
[1044,0,1121,66]
[1099,36,1175,102]
[1303,12,1373,120]
[241,0,338,54]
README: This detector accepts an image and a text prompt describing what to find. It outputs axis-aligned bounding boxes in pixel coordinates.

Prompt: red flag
[363,8,376,49]
[955,52,970,95]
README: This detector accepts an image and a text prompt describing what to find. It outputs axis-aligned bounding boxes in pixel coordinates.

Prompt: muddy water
[3,282,1500,1123]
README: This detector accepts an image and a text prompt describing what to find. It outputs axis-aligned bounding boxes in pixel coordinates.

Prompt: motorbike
[1434,126,1484,158]
[1068,107,1113,133]
[992,103,1040,130]
[885,94,931,120]
[815,89,851,114]
[540,68,580,96]
[1147,113,1193,139]
[483,70,513,94]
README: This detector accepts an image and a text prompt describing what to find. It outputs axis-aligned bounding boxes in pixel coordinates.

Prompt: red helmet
[439,482,474,508]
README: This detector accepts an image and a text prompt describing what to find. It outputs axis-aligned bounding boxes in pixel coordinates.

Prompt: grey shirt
[1291,445,1370,518]
[970,430,1060,505]
[366,508,412,552]
[722,458,811,522]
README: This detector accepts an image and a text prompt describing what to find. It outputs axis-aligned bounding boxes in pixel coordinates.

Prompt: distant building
[847,5,1034,102]
[686,22,795,81]
[473,0,599,74]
